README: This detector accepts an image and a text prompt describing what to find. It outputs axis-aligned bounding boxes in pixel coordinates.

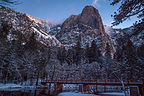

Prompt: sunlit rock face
[56,6,116,58]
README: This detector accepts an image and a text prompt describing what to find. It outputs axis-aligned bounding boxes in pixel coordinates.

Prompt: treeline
[0,22,105,84]
[57,40,102,65]
[0,21,143,84]
[0,22,50,84]
[114,37,144,79]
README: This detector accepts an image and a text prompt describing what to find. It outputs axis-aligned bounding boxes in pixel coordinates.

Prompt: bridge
[41,79,144,95]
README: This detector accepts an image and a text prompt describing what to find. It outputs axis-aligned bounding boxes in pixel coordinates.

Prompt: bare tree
[0,0,20,7]
[111,0,144,26]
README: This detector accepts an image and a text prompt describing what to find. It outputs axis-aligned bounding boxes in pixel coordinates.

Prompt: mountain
[26,14,54,32]
[56,6,115,58]
[0,6,143,83]
[0,7,61,47]
[104,24,144,48]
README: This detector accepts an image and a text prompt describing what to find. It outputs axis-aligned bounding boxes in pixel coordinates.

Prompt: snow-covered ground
[99,92,125,96]
[0,83,129,96]
[58,92,127,96]
[0,83,22,91]
[58,92,99,96]
[0,80,42,91]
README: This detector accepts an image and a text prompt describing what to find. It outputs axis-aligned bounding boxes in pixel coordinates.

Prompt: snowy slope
[108,26,144,47]
[26,14,54,32]
[0,7,61,47]
[58,92,99,96]
[104,25,114,35]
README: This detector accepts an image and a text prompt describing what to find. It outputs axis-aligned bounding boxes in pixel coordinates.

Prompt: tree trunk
[36,71,39,86]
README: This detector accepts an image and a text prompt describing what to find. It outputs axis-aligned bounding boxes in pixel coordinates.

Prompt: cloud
[92,0,99,6]
[92,0,106,7]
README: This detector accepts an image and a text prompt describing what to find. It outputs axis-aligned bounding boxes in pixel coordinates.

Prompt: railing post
[138,86,144,96]
[130,86,139,96]
[83,84,89,93]
[104,79,106,92]
[96,79,98,92]
[79,84,83,92]
[54,83,63,94]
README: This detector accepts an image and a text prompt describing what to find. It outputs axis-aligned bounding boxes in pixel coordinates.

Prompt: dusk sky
[12,0,138,28]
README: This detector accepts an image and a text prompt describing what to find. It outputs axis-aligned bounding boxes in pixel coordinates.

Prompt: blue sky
[12,0,138,28]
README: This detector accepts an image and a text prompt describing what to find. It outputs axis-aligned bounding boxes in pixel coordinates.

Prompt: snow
[57,27,61,30]
[58,92,99,96]
[32,27,50,39]
[22,42,26,45]
[0,83,22,91]
[7,33,17,41]
[31,26,61,46]
[99,92,125,96]
[104,25,114,35]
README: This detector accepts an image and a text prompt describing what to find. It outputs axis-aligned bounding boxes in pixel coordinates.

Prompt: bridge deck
[41,80,144,86]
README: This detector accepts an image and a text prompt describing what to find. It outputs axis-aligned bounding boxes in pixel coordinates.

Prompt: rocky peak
[61,15,77,31]
[56,6,116,58]
[61,6,103,32]
[81,6,98,15]
[79,6,100,28]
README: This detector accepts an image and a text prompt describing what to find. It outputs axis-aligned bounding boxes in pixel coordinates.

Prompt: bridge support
[54,83,63,94]
[79,84,89,93]
[83,84,89,93]
[79,85,83,92]
[138,86,144,96]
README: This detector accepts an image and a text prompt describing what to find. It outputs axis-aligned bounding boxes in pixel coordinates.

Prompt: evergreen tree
[0,21,11,39]
[90,40,100,61]
[125,39,136,59]
[74,40,82,65]
[25,32,38,51]
[66,49,74,65]
[57,47,66,65]
[86,40,100,63]
[137,44,144,60]
[85,43,90,63]
[125,39,138,79]
[114,46,123,61]
[105,43,111,58]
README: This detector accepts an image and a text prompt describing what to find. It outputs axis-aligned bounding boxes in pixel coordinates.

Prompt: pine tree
[114,46,123,61]
[25,32,38,51]
[125,39,138,79]
[137,44,144,60]
[86,40,100,63]
[57,47,66,65]
[91,40,100,60]
[85,43,90,63]
[125,39,136,59]
[66,49,74,65]
[74,40,82,65]
[0,21,11,39]
[105,43,111,58]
